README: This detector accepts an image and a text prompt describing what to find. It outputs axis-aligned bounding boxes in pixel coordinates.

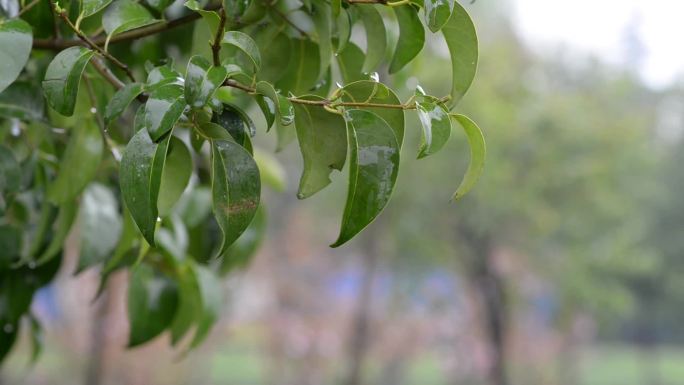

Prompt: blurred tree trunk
[343,231,381,385]
[459,224,509,385]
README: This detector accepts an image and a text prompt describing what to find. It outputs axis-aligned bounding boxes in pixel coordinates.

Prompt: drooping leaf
[255,81,294,127]
[211,106,254,154]
[157,137,192,216]
[34,201,78,266]
[311,2,332,81]
[341,80,405,147]
[252,25,292,83]
[276,39,320,95]
[357,5,387,73]
[144,84,185,141]
[103,0,158,50]
[120,128,171,246]
[0,19,32,94]
[221,31,262,72]
[415,95,451,158]
[81,0,113,19]
[451,113,485,200]
[336,42,365,84]
[184,0,220,36]
[189,264,221,348]
[169,260,201,344]
[78,183,123,272]
[331,109,400,247]
[46,118,104,204]
[185,55,228,108]
[0,81,44,121]
[442,1,478,108]
[389,5,424,74]
[220,103,256,138]
[219,204,266,274]
[334,8,351,53]
[42,47,95,116]
[424,0,454,32]
[210,139,261,256]
[104,82,144,127]
[293,96,347,199]
[127,264,179,347]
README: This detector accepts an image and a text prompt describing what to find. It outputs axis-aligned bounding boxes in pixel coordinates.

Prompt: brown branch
[33,4,222,50]
[212,8,227,66]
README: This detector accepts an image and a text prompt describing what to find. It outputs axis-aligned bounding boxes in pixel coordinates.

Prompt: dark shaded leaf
[104,82,144,127]
[0,81,44,121]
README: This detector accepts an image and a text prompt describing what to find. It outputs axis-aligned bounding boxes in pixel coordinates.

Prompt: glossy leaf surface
[157,137,192,216]
[415,96,451,158]
[144,84,185,141]
[222,31,261,71]
[47,118,103,203]
[389,5,424,74]
[42,47,95,116]
[332,109,400,247]
[425,0,454,32]
[120,129,171,246]
[104,82,144,127]
[103,0,158,49]
[185,56,228,108]
[211,139,261,256]
[127,265,178,347]
[341,80,405,147]
[81,0,113,18]
[451,113,485,200]
[358,5,387,73]
[442,1,478,108]
[0,19,32,94]
[293,96,347,199]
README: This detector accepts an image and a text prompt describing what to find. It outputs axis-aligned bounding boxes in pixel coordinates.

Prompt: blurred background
[4,0,684,384]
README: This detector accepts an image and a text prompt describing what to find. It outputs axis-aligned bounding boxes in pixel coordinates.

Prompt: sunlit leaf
[442,1,478,108]
[0,19,32,94]
[120,128,171,246]
[389,5,424,74]
[42,47,95,116]
[451,113,485,200]
[46,118,103,203]
[293,96,347,199]
[332,109,400,247]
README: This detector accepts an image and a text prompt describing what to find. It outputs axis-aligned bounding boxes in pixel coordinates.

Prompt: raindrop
[90,107,97,114]
[416,84,426,95]
[156,217,162,222]
[369,72,380,82]
[335,82,343,89]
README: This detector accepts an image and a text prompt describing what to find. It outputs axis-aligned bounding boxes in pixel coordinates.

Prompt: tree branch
[211,8,227,66]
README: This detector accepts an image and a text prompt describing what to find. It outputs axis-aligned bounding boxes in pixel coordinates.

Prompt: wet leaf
[293,96,347,199]
[389,5,424,74]
[103,0,158,50]
[120,128,171,246]
[424,0,454,32]
[0,19,32,94]
[336,42,365,84]
[256,80,295,127]
[104,82,144,127]
[357,5,386,73]
[221,31,261,72]
[78,183,122,272]
[276,39,320,95]
[157,137,192,216]
[46,118,103,203]
[144,84,185,141]
[219,204,265,274]
[451,113,485,200]
[185,55,228,108]
[415,95,451,158]
[210,138,260,256]
[42,47,95,116]
[81,0,113,18]
[331,109,400,247]
[341,80,405,147]
[442,2,478,107]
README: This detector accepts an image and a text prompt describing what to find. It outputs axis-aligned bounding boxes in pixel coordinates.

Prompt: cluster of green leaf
[0,0,484,362]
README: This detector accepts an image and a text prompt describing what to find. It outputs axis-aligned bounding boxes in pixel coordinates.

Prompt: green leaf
[127,264,179,347]
[120,128,171,246]
[424,0,454,32]
[145,0,172,13]
[336,42,365,84]
[0,321,17,363]
[81,0,113,18]
[184,0,220,37]
[189,264,221,348]
[0,81,44,121]
[389,5,424,74]
[210,139,261,256]
[223,0,248,20]
[293,96,347,199]
[46,118,104,204]
[28,314,43,364]
[210,106,254,154]
[78,183,123,272]
[222,31,261,72]
[34,201,78,266]
[0,19,32,94]
[341,80,405,147]
[157,137,192,216]
[276,39,320,95]
[169,260,201,344]
[144,84,185,141]
[451,114,485,200]
[252,25,292,83]
[255,81,295,127]
[146,65,183,91]
[334,8,351,53]
[253,149,286,192]
[0,144,21,210]
[415,95,451,158]
[185,55,228,108]
[220,103,256,138]
[357,5,387,73]
[42,47,95,116]
[0,224,21,269]
[104,82,144,127]
[331,109,400,247]
[219,204,265,274]
[442,2,478,108]
[311,2,332,81]
[103,0,158,50]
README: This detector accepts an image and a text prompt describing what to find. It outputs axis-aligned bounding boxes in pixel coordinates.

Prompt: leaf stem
[17,0,40,17]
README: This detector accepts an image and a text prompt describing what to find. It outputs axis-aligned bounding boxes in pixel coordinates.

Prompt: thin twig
[17,0,40,17]
[211,7,227,66]
[33,3,222,50]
